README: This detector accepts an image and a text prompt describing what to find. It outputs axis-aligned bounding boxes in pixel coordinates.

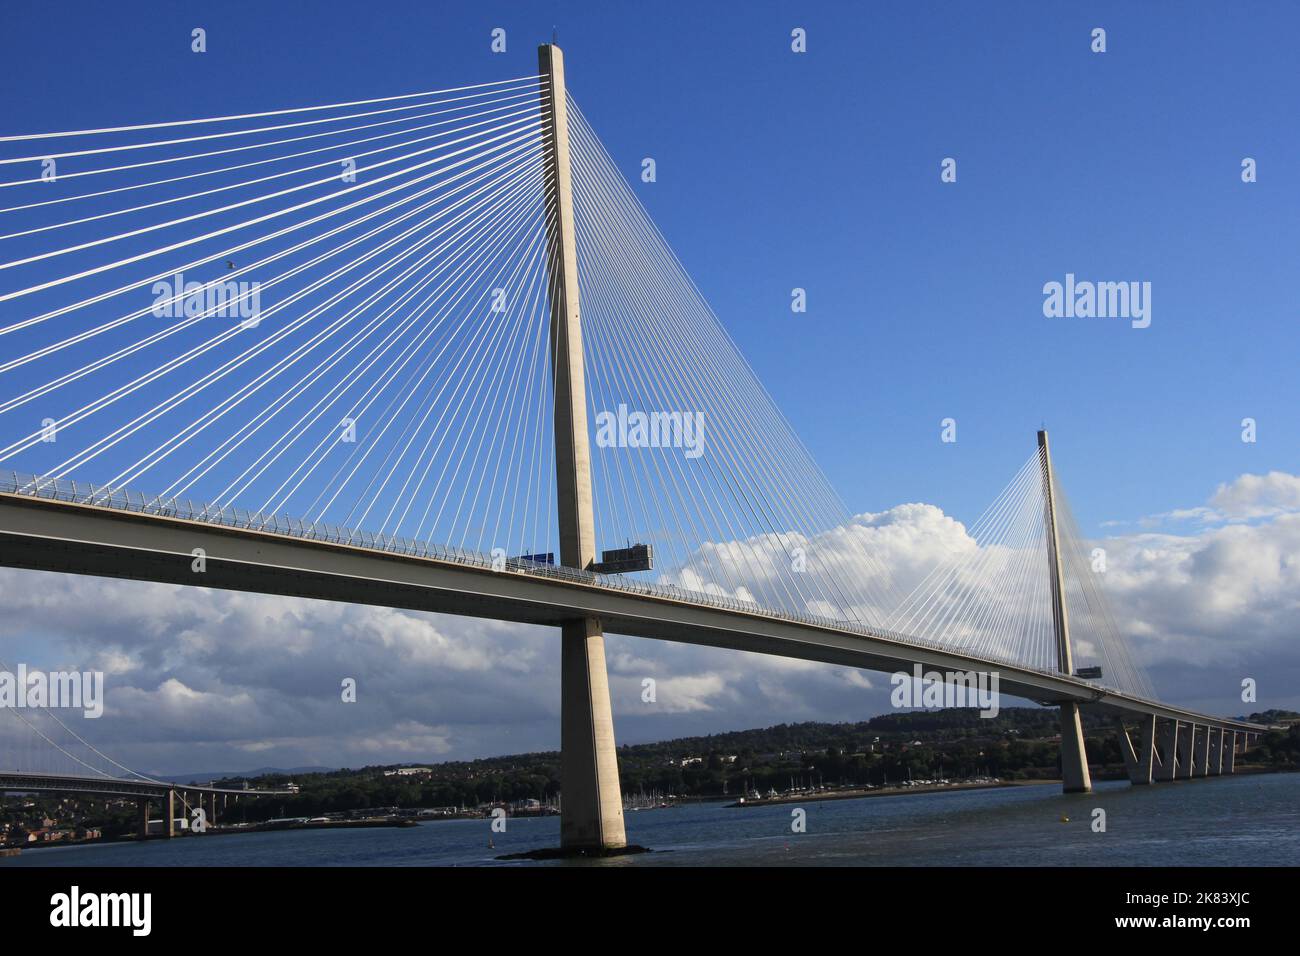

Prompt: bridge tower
[1038,430,1092,794]
[538,43,627,851]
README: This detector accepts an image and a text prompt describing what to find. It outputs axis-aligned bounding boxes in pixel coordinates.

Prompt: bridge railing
[2,470,1141,702]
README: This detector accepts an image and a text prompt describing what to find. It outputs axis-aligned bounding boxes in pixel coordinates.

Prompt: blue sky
[3,0,1295,530]
[0,2,1295,772]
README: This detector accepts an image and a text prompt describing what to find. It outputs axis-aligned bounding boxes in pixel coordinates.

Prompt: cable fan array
[0,76,1156,704]
[885,446,1155,698]
[567,95,908,625]
[0,75,571,561]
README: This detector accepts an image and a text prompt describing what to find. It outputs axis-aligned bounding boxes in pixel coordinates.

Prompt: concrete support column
[1198,726,1211,777]
[1059,702,1091,793]
[165,788,176,839]
[1209,728,1223,776]
[1226,731,1238,773]
[1155,719,1179,781]
[560,617,626,848]
[207,792,217,826]
[1138,714,1156,784]
[1117,715,1156,785]
[539,43,626,851]
[1177,722,1196,779]
[1117,720,1140,782]
[137,796,150,839]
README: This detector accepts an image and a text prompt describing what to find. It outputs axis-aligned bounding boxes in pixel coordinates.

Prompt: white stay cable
[0,75,542,148]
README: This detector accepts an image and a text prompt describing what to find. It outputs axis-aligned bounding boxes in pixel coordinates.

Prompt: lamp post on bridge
[1038,430,1092,794]
[537,42,628,852]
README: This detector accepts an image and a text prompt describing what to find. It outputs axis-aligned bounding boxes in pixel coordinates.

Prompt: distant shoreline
[725,779,1056,808]
[2,815,419,855]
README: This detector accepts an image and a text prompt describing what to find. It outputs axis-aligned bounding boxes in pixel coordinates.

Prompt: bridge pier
[166,788,176,838]
[1155,718,1179,781]
[1226,731,1238,773]
[1117,715,1155,785]
[208,791,218,826]
[539,42,627,853]
[1177,722,1196,779]
[1198,725,1211,777]
[137,796,149,839]
[1059,703,1091,793]
[1209,727,1223,775]
[560,618,626,849]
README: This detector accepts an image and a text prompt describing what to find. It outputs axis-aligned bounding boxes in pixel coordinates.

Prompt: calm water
[6,774,1298,867]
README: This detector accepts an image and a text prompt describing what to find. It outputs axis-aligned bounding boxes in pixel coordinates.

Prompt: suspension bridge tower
[538,43,628,850]
[1039,430,1092,793]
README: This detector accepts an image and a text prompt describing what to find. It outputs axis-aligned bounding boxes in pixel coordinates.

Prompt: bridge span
[0,478,1267,792]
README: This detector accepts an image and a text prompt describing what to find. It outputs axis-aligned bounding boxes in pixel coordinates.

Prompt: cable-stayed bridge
[0,46,1266,851]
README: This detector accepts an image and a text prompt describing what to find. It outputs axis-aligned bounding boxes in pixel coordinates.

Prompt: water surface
[5,773,1296,867]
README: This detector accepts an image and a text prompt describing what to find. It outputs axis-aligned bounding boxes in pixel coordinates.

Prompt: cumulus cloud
[1209,471,1300,520]
[655,502,976,626]
[1124,471,1300,528]
[1095,515,1300,665]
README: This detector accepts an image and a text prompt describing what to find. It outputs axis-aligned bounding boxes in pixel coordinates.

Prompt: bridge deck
[0,486,1263,736]
[0,770,294,798]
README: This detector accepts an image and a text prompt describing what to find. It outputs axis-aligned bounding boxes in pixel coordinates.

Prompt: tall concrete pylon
[538,43,627,851]
[1038,430,1092,794]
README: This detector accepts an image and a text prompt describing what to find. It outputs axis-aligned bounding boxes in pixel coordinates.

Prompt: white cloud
[1096,515,1300,667]
[1209,471,1300,520]
[1123,471,1300,528]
